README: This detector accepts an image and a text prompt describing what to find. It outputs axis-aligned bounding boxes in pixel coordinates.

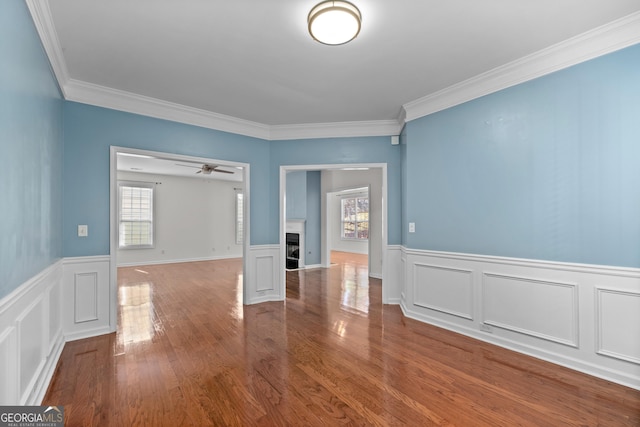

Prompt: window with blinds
[235,190,244,245]
[119,182,154,248]
[341,195,369,240]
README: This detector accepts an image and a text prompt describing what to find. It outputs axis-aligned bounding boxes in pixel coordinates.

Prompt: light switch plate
[78,225,88,237]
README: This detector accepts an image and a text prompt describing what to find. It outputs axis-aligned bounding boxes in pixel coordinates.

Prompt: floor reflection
[235,273,244,319]
[336,254,370,314]
[118,282,154,345]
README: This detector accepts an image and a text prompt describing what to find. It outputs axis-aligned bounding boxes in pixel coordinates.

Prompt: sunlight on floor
[118,283,154,345]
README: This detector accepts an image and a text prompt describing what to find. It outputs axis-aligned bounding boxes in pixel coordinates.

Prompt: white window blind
[235,190,244,245]
[341,196,369,240]
[119,182,154,248]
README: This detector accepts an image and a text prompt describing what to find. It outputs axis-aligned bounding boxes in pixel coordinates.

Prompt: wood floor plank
[43,253,640,426]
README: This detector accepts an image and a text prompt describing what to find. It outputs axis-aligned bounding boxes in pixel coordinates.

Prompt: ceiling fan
[175,163,234,175]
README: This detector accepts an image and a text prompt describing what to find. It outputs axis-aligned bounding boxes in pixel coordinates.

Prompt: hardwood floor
[44,252,640,426]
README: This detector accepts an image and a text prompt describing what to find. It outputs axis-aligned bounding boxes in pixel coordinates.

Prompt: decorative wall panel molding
[0,261,64,405]
[482,273,578,347]
[62,256,112,341]
[401,248,640,390]
[596,288,640,365]
[413,263,474,320]
[382,245,403,304]
[246,245,282,305]
[74,272,98,323]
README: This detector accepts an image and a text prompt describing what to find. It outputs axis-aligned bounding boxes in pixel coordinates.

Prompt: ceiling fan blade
[196,170,202,174]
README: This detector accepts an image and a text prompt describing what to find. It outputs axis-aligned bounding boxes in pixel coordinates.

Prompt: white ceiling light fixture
[308,1,362,45]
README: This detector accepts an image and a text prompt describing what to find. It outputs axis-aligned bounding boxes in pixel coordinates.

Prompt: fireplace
[286,232,300,269]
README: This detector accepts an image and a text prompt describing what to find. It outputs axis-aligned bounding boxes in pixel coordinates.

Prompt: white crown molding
[64,79,272,140]
[25,0,70,96]
[403,11,640,122]
[269,119,403,140]
[27,2,640,139]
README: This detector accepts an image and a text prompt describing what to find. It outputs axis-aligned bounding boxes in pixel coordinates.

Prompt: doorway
[279,163,388,302]
[109,147,251,330]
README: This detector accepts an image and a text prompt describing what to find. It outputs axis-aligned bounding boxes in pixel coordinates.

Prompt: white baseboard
[401,247,640,390]
[116,254,242,267]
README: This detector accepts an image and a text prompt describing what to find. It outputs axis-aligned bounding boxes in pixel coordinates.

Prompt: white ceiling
[29,1,640,139]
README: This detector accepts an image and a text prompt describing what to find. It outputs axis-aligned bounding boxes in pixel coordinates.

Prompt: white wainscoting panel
[74,272,99,323]
[596,288,640,365]
[246,245,282,305]
[401,248,640,390]
[414,263,474,320]
[256,256,275,292]
[482,273,578,347]
[0,327,17,405]
[0,261,65,405]
[382,245,403,304]
[17,296,46,402]
[63,256,112,341]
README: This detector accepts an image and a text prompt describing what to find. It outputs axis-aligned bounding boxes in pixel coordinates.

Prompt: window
[341,196,369,240]
[119,182,154,248]
[235,189,244,245]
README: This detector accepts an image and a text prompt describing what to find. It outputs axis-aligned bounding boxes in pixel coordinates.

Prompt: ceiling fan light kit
[308,1,361,45]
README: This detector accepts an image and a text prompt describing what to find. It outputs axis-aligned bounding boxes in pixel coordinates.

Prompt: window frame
[340,194,369,241]
[235,189,244,245]
[118,181,155,250]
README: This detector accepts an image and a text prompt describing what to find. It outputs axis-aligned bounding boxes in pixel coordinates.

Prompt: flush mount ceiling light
[308,1,362,45]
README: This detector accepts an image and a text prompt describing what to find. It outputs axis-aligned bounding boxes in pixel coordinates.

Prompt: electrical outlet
[409,222,415,233]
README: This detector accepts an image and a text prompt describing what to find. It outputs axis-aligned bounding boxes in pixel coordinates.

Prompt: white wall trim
[0,261,65,405]
[246,245,282,305]
[25,0,69,98]
[28,2,638,140]
[401,247,640,390]
[595,287,640,365]
[117,254,242,268]
[269,120,403,140]
[62,255,112,341]
[65,79,271,140]
[402,12,640,122]
[403,248,640,278]
[382,245,403,304]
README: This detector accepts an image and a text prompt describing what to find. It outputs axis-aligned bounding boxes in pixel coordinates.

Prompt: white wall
[329,189,369,255]
[321,169,383,278]
[117,172,242,266]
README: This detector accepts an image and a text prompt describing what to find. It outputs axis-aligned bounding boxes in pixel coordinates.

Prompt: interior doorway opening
[279,164,388,303]
[109,147,250,331]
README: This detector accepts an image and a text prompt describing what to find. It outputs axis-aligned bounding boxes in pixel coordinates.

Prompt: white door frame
[279,163,388,302]
[109,146,251,331]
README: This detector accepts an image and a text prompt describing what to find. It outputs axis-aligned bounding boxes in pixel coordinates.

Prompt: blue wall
[284,170,322,266]
[62,102,271,256]
[404,44,640,268]
[285,171,307,219]
[0,0,63,298]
